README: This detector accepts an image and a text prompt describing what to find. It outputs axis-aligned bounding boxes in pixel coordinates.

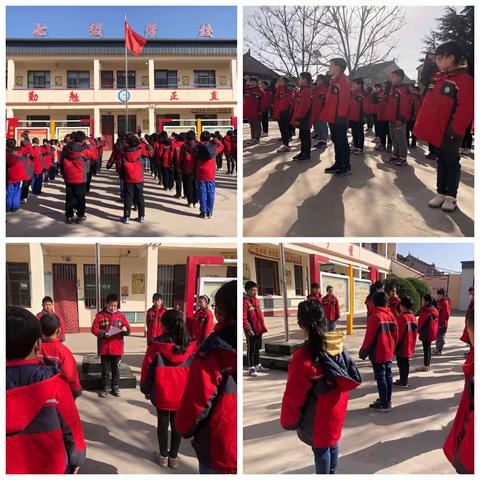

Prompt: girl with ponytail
[281,299,362,474]
[140,309,197,470]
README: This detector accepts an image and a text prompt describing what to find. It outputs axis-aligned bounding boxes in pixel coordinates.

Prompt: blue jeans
[198,180,215,215]
[31,173,43,195]
[327,320,336,331]
[6,182,22,210]
[312,443,339,474]
[372,361,392,407]
[314,119,329,143]
[199,463,221,474]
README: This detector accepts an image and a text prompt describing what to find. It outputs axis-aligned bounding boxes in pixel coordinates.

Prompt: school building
[6,38,237,150]
[6,243,237,333]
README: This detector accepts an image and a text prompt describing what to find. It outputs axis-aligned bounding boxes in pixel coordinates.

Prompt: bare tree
[245,6,332,79]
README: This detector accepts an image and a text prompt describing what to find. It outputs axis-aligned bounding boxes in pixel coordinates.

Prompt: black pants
[376,121,391,147]
[437,149,461,198]
[86,161,97,193]
[226,155,235,174]
[216,153,223,170]
[101,355,121,390]
[406,120,417,147]
[21,180,31,201]
[329,123,350,168]
[157,409,181,458]
[462,124,473,149]
[246,334,263,368]
[65,182,86,219]
[396,356,410,384]
[299,128,311,157]
[422,341,432,367]
[174,171,182,197]
[162,167,174,190]
[278,111,291,146]
[350,121,364,149]
[261,111,269,134]
[182,174,198,205]
[124,182,145,218]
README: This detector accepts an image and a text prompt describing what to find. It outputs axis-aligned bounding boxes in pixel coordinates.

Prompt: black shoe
[425,153,437,160]
[292,153,302,160]
[335,166,352,176]
[138,216,145,223]
[199,212,207,219]
[110,388,120,397]
[324,164,340,174]
[370,403,391,413]
[99,389,109,398]
[10,208,19,213]
[65,217,73,224]
[315,141,327,149]
[295,155,311,163]
[76,216,86,223]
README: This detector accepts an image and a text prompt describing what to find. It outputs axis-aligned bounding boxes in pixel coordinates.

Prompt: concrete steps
[243,340,304,371]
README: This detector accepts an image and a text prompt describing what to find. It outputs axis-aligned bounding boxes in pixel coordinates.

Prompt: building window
[294,264,304,296]
[226,266,237,278]
[154,70,178,88]
[101,70,114,89]
[195,113,217,127]
[157,265,186,309]
[67,71,90,89]
[84,264,120,309]
[6,262,31,307]
[26,115,50,128]
[156,114,180,128]
[194,70,216,88]
[27,71,50,89]
[117,71,136,89]
[255,258,280,296]
[117,115,137,134]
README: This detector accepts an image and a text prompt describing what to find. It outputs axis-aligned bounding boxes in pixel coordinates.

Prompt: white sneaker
[428,194,446,208]
[277,145,290,153]
[256,364,270,372]
[248,367,257,377]
[441,196,457,212]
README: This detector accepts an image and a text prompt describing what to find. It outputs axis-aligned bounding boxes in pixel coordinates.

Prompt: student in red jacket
[365,281,385,317]
[322,58,352,176]
[39,313,82,399]
[260,80,273,136]
[416,294,439,372]
[307,282,322,302]
[179,130,199,207]
[393,296,418,388]
[434,288,451,354]
[223,130,235,175]
[91,293,131,398]
[322,285,341,331]
[243,280,269,377]
[443,307,474,474]
[460,286,474,346]
[312,74,330,149]
[291,71,313,163]
[140,309,197,469]
[177,280,237,474]
[30,137,45,195]
[348,78,368,154]
[190,295,214,345]
[281,299,362,474]
[244,77,265,145]
[359,291,398,412]
[6,306,86,474]
[146,293,167,345]
[414,41,474,212]
[6,139,33,213]
[274,77,294,153]
[160,137,175,191]
[41,138,53,186]
[36,295,66,342]
[387,285,401,319]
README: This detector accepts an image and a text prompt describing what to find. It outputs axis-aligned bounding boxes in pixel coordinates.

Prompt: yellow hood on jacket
[323,330,346,356]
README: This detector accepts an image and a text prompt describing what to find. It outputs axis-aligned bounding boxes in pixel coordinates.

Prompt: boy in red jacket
[189,294,214,345]
[39,313,82,399]
[37,295,66,342]
[91,293,131,398]
[322,285,341,331]
[244,77,265,145]
[416,294,439,372]
[307,282,322,302]
[6,139,33,213]
[359,291,398,412]
[30,137,45,195]
[260,80,273,136]
[348,78,368,155]
[393,296,418,388]
[273,76,294,153]
[291,71,313,163]
[146,293,167,345]
[223,130,235,175]
[387,285,401,319]
[243,280,268,377]
[179,130,199,207]
[6,306,86,474]
[321,58,352,176]
[312,74,330,149]
[434,288,451,354]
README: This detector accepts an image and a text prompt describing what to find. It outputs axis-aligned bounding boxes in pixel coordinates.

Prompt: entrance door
[52,264,79,333]
[101,115,114,150]
[117,114,136,134]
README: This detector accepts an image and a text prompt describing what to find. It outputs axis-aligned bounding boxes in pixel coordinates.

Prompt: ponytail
[161,309,190,354]
[297,300,327,363]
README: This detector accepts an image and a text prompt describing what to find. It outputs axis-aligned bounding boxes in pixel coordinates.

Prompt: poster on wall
[132,274,145,294]
[320,273,349,314]
[15,127,49,144]
[354,279,371,313]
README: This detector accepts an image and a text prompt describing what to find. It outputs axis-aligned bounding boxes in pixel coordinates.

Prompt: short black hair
[152,293,163,302]
[311,283,320,289]
[7,306,41,361]
[245,281,257,291]
[299,71,312,84]
[215,280,237,327]
[106,293,119,304]
[400,296,413,311]
[423,293,434,304]
[391,69,405,81]
[200,131,211,142]
[437,288,446,296]
[326,285,333,291]
[250,76,259,83]
[126,134,140,147]
[373,291,388,307]
[40,313,60,337]
[388,285,397,293]
[330,58,347,72]
[42,296,54,304]
[435,40,464,64]
[352,77,364,87]
[72,130,86,142]
[186,130,196,141]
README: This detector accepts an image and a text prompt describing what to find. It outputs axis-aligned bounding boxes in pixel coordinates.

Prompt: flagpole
[124,13,128,133]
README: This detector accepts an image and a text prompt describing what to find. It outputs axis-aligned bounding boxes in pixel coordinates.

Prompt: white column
[148,106,155,133]
[93,106,101,138]
[93,58,100,91]
[230,58,237,95]
[144,245,159,333]
[148,59,155,93]
[7,107,14,118]
[29,244,45,312]
[7,58,15,91]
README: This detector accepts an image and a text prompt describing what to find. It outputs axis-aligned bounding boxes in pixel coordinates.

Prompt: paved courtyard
[243,123,474,237]
[243,312,468,474]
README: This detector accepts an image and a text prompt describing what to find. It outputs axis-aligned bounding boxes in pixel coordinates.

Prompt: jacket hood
[150,338,197,365]
[323,330,345,356]
[317,346,362,393]
[197,326,236,359]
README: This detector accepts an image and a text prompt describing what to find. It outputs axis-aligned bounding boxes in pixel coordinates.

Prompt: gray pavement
[243,123,474,237]
[7,166,237,237]
[243,312,468,474]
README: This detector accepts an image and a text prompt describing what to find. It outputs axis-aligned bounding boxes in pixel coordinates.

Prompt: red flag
[125,21,146,56]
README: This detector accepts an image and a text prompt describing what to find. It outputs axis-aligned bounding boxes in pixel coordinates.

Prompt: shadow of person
[78,458,119,474]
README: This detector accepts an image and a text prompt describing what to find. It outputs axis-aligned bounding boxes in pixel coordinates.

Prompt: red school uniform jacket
[348,90,368,123]
[179,139,198,176]
[369,91,383,118]
[290,86,313,130]
[161,144,176,168]
[322,295,341,321]
[384,84,412,123]
[395,312,418,358]
[263,90,273,112]
[307,292,323,303]
[437,298,452,327]
[121,147,145,184]
[243,85,266,121]
[311,84,329,121]
[417,304,439,343]
[243,295,268,335]
[146,306,167,345]
[320,73,351,126]
[273,86,293,120]
[359,306,398,363]
[36,310,66,342]
[413,67,474,150]
[31,145,45,175]
[196,139,224,181]
[280,343,361,448]
[443,347,474,474]
[91,308,131,356]
[6,359,86,474]
[387,296,401,319]
[222,135,234,157]
[7,149,33,184]
[176,324,237,474]
[40,338,82,398]
[140,336,198,411]
[460,298,473,345]
[189,307,214,344]
[41,145,52,170]
[62,142,98,184]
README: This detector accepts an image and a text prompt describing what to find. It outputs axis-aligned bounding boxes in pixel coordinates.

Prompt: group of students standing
[244,40,474,212]
[6,280,237,474]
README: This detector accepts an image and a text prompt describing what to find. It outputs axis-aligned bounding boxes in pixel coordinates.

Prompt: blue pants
[6,182,22,210]
[372,361,393,408]
[31,173,43,195]
[327,320,336,331]
[198,180,215,215]
[312,443,339,474]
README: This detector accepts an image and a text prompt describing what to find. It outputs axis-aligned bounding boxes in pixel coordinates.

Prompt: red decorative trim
[7,101,235,106]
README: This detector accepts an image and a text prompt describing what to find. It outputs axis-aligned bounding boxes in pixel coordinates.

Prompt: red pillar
[156,118,172,133]
[369,266,379,283]
[231,116,237,129]
[309,254,330,286]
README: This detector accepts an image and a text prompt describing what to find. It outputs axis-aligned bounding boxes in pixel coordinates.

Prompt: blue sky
[397,243,474,274]
[6,6,236,39]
